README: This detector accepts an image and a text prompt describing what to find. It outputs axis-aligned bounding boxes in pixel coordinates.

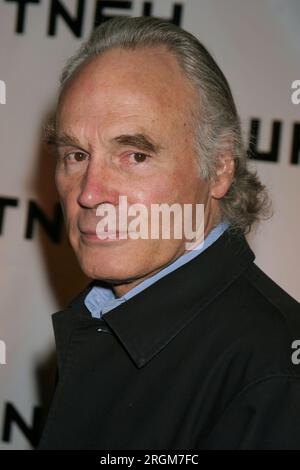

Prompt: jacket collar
[52,229,255,369]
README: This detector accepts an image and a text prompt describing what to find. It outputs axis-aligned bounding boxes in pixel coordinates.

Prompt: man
[38,17,300,450]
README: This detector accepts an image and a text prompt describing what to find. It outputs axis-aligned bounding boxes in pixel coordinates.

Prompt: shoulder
[216,261,300,380]
[243,261,299,316]
[241,262,300,340]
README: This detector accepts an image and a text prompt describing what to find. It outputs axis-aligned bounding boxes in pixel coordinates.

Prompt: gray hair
[55,16,271,235]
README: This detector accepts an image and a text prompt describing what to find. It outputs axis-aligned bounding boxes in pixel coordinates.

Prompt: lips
[96,231,127,239]
[79,228,129,241]
[80,229,97,235]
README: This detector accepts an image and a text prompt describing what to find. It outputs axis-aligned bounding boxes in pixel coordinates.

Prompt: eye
[64,151,87,163]
[129,152,151,164]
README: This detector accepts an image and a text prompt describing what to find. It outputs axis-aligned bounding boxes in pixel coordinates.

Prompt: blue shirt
[84,220,229,318]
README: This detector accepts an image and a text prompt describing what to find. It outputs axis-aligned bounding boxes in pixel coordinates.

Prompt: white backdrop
[0,0,299,450]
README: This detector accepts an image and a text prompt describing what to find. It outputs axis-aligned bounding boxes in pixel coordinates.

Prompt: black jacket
[38,229,300,450]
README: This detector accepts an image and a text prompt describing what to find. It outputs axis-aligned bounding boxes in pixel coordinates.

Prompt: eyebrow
[110,133,163,153]
[45,130,81,148]
[46,130,163,154]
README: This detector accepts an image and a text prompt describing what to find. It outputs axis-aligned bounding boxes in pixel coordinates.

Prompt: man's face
[54,45,214,295]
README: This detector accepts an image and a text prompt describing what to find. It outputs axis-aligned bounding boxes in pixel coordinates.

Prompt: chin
[79,262,143,284]
[74,243,144,283]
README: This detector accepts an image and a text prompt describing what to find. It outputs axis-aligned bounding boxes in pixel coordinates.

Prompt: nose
[77,160,120,209]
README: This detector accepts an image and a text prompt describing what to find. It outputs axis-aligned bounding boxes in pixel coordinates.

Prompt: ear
[210,152,235,199]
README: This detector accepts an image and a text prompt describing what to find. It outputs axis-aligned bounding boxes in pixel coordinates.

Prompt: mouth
[79,229,129,243]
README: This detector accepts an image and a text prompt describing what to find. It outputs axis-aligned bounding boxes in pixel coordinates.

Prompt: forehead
[56,46,196,133]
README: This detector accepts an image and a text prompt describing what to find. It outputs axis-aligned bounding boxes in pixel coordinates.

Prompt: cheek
[128,172,183,206]
[55,175,79,221]
[169,165,207,203]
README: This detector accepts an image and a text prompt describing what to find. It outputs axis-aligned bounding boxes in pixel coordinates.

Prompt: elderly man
[38,17,300,450]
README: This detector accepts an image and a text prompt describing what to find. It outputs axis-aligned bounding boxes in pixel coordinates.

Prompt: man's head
[46,17,270,296]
